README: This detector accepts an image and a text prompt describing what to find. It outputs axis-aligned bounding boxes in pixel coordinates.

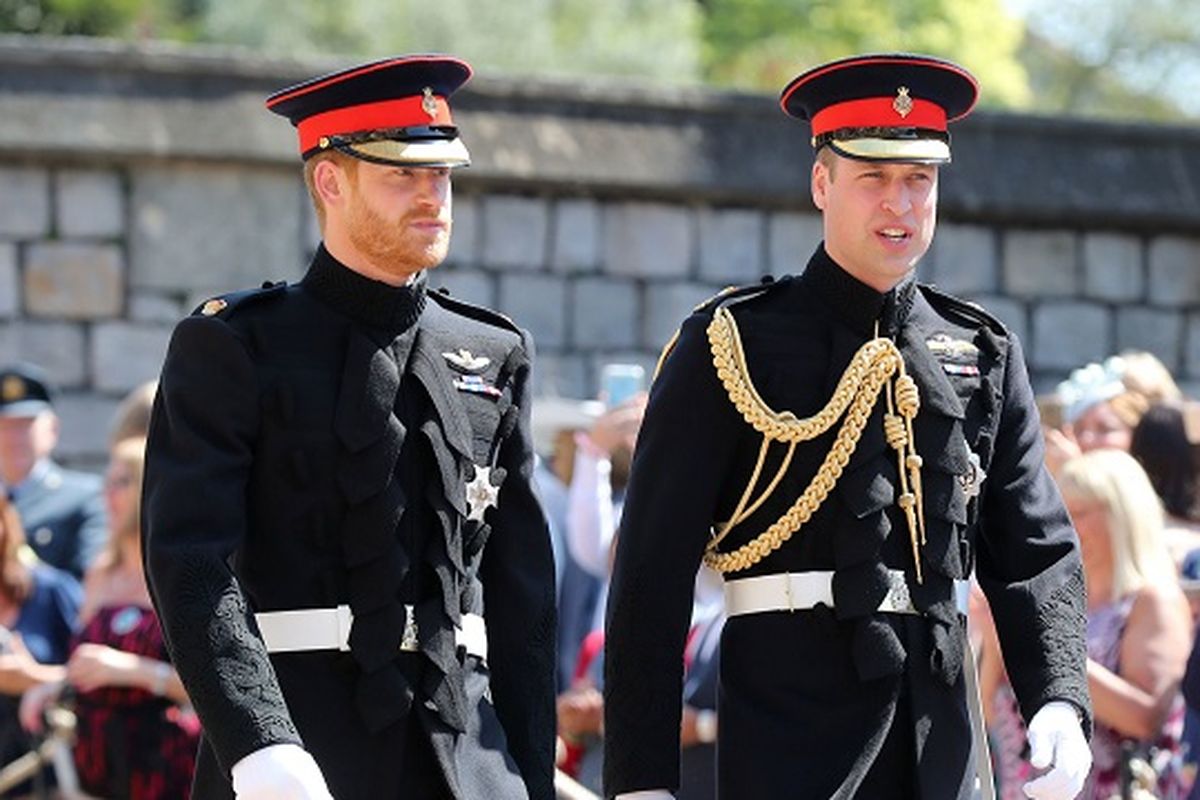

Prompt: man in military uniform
[143,56,556,800]
[604,54,1092,800]
[0,362,106,578]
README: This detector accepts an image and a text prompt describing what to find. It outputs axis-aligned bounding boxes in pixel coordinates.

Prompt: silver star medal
[960,450,986,501]
[466,465,501,522]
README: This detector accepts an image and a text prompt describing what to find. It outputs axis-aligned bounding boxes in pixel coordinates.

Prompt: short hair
[815,146,839,180]
[1058,448,1174,598]
[303,150,359,233]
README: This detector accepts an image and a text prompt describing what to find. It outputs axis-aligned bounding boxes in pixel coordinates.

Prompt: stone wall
[1,36,1199,467]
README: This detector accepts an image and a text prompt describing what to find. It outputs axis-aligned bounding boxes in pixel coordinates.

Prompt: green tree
[1,0,148,35]
[699,0,1031,108]
[1017,0,1200,120]
[194,0,703,84]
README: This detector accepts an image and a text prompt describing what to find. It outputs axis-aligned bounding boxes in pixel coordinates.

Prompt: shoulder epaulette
[694,276,789,316]
[429,287,521,335]
[653,276,787,380]
[191,281,288,319]
[919,283,1007,337]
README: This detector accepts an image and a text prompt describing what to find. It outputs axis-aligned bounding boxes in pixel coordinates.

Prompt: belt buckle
[400,604,419,652]
[883,572,915,614]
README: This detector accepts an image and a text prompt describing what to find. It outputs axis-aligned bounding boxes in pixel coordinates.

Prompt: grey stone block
[432,268,495,308]
[1148,236,1200,307]
[531,354,589,401]
[54,392,122,463]
[0,243,16,318]
[644,282,714,351]
[0,166,50,237]
[1184,315,1200,380]
[1083,233,1143,302]
[128,292,185,325]
[965,295,1028,347]
[1002,229,1077,298]
[1115,307,1182,372]
[698,208,765,284]
[928,224,996,295]
[1030,302,1111,371]
[571,277,638,350]
[24,242,123,319]
[130,165,305,293]
[445,194,479,268]
[497,274,567,349]
[0,321,87,387]
[551,199,600,273]
[768,212,822,276]
[603,202,693,279]
[480,195,548,270]
[56,170,124,238]
[302,194,321,253]
[90,322,172,394]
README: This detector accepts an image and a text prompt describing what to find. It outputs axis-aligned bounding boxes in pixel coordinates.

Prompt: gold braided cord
[712,439,798,549]
[707,308,905,443]
[702,308,928,577]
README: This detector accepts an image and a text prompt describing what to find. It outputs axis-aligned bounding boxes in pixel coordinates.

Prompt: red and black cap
[780,53,978,164]
[266,55,473,167]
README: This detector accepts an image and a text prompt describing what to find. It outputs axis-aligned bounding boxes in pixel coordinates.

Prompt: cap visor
[341,138,471,168]
[0,400,51,418]
[829,137,950,164]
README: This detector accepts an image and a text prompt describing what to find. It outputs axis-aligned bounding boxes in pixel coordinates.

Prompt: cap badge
[318,136,331,149]
[466,464,502,522]
[201,298,228,317]
[443,349,490,373]
[422,87,438,119]
[893,86,914,118]
[1,376,25,402]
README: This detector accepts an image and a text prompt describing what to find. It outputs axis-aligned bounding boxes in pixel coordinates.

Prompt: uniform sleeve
[479,329,557,800]
[975,332,1092,734]
[142,314,302,775]
[603,313,743,798]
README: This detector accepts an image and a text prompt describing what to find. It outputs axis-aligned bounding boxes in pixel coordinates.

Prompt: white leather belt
[724,570,970,618]
[254,604,488,661]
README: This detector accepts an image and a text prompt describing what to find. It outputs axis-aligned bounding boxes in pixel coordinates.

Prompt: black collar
[798,245,917,338]
[301,244,427,336]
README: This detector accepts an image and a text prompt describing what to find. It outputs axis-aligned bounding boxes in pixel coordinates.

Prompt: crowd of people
[0,363,195,799]
[973,350,1200,799]
[6,350,1200,800]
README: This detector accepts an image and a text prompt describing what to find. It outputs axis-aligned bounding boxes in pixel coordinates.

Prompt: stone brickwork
[2,37,1200,468]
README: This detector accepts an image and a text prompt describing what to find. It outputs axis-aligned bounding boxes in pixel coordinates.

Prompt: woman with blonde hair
[987,449,1192,798]
[21,437,199,799]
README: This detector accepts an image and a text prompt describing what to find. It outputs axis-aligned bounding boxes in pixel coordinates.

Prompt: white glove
[231,743,334,800]
[1022,701,1091,800]
[615,792,674,799]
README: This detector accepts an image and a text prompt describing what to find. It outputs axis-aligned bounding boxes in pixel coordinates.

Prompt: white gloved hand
[231,743,334,800]
[1022,701,1091,800]
[615,792,674,799]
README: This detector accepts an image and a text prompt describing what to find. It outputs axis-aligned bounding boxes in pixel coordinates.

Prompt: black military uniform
[143,57,555,800]
[603,55,1091,800]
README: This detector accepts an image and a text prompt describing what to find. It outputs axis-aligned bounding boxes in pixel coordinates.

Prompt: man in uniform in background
[604,54,1092,800]
[143,56,556,800]
[0,362,106,578]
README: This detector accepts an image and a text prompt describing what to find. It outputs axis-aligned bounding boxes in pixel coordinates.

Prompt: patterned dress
[71,604,200,799]
[991,595,1190,800]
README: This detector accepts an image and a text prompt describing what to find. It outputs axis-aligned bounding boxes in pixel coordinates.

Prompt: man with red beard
[142,57,556,800]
